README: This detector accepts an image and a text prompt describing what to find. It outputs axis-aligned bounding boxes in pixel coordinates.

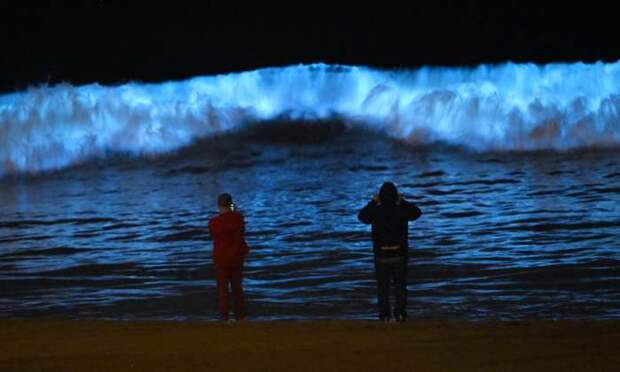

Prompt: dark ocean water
[1,122,619,320]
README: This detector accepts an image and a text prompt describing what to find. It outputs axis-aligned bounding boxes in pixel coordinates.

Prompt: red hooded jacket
[208,211,249,267]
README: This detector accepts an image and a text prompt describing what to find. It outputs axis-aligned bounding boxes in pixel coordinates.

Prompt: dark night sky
[1,1,619,92]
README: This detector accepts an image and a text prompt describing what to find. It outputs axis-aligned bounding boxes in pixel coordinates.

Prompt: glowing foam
[1,62,619,175]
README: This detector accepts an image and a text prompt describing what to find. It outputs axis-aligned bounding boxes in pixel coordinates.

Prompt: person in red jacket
[208,193,249,321]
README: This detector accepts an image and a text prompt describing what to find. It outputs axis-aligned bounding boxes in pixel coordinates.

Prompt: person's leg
[386,262,396,318]
[374,259,391,321]
[215,266,231,320]
[230,264,246,320]
[393,259,408,322]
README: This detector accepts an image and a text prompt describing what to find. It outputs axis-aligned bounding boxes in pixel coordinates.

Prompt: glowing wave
[1,62,620,175]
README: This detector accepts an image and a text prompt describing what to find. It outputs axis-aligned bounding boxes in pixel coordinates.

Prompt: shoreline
[1,319,619,371]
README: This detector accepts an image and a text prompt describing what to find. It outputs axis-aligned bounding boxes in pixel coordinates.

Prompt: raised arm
[358,200,378,225]
[400,199,422,221]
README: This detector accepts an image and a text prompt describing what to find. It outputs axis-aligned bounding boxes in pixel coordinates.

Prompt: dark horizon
[2,1,620,92]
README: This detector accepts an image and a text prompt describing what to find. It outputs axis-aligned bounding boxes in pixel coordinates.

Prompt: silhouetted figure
[208,193,249,321]
[358,182,422,322]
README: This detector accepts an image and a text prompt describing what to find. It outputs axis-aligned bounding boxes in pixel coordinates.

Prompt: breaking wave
[1,61,620,175]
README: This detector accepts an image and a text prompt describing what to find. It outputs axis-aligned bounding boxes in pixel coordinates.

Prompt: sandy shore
[1,320,619,371]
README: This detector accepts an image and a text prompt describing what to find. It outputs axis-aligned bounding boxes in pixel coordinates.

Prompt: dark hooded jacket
[358,182,422,258]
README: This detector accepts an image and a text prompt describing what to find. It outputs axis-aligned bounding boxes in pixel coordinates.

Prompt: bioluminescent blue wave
[1,62,620,175]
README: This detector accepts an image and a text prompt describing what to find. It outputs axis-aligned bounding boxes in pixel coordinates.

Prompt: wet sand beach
[1,320,619,371]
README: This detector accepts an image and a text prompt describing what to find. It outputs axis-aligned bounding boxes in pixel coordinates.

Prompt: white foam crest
[1,62,620,175]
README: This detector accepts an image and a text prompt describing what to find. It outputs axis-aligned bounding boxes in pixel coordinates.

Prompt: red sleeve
[208,217,226,238]
[208,217,218,237]
[234,214,249,257]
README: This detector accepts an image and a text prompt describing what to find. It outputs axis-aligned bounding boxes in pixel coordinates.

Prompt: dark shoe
[394,313,407,323]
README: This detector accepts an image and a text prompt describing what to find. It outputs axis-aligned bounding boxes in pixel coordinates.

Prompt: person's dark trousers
[374,256,407,321]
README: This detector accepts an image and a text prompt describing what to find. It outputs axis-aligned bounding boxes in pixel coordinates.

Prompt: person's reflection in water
[358,182,422,322]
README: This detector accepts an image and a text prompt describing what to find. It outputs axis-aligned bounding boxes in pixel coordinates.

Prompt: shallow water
[1,123,619,320]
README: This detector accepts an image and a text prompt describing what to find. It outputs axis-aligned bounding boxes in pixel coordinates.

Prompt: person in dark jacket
[358,182,422,322]
[208,193,249,321]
